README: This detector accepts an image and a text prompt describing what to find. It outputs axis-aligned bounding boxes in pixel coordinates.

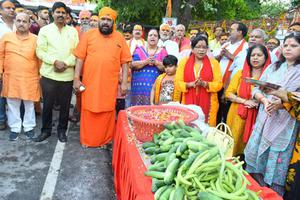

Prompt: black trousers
[216,88,232,124]
[116,98,125,116]
[41,77,73,134]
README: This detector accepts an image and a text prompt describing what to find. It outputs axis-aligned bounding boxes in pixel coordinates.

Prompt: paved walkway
[0,111,116,200]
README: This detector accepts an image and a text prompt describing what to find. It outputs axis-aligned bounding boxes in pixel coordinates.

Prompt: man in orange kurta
[73,7,132,147]
[0,13,40,141]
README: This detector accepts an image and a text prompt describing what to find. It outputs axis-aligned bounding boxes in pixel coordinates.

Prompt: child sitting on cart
[150,55,181,105]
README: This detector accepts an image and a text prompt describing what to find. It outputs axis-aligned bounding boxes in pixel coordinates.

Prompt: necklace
[147,46,158,56]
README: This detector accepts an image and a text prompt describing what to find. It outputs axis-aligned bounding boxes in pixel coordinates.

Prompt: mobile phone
[72,85,85,94]
[79,85,85,92]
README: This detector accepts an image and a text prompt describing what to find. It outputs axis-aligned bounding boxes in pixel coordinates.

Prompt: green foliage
[260,1,288,17]
[93,0,111,14]
[109,0,167,25]
[195,0,261,20]
[92,0,290,27]
[292,0,300,7]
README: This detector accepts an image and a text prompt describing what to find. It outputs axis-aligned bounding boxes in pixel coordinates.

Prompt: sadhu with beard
[73,7,131,148]
[76,10,91,38]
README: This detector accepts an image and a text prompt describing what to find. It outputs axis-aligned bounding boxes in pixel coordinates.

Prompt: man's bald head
[15,12,31,34]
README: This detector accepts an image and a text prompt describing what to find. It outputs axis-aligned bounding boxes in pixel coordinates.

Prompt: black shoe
[0,121,6,130]
[34,132,51,142]
[58,131,67,143]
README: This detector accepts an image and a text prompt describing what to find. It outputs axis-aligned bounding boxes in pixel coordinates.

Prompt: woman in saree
[130,29,167,106]
[225,44,271,156]
[244,33,300,196]
[175,35,223,126]
[263,88,300,200]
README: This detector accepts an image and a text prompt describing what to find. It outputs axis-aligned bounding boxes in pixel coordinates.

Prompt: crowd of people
[0,0,300,198]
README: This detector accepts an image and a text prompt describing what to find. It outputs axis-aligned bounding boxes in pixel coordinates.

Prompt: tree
[291,0,300,7]
[172,0,202,28]
[260,0,289,18]
[92,0,268,28]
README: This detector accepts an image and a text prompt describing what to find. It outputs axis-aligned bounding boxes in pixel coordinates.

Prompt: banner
[22,0,85,5]
[19,0,96,10]
[189,14,292,37]
[162,17,177,28]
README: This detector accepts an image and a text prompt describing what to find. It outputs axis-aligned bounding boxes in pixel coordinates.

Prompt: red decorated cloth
[112,111,282,200]
[112,111,153,200]
[237,50,271,143]
[246,175,283,200]
[184,54,213,122]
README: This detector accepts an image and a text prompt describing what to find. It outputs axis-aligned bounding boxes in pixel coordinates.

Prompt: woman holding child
[130,29,167,106]
[175,35,223,126]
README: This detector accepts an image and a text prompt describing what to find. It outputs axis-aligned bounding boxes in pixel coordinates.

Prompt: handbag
[206,123,234,158]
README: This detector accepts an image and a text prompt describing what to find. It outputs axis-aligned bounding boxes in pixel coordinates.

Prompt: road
[0,109,116,200]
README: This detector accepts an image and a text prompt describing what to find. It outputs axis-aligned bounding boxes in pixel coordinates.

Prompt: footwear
[0,121,6,130]
[69,115,79,123]
[33,132,51,142]
[9,131,19,141]
[58,131,67,143]
[25,130,35,139]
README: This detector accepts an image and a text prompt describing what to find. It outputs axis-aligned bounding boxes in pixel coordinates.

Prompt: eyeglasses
[288,32,300,36]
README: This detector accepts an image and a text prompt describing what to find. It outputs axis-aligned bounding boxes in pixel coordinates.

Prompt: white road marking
[39,124,70,200]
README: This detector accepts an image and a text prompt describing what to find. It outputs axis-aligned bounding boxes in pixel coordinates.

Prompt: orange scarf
[237,49,271,143]
[184,54,213,122]
[222,40,246,85]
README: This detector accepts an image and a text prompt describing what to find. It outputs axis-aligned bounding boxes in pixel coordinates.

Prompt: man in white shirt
[229,28,278,79]
[215,22,248,123]
[157,23,180,59]
[127,24,146,54]
[0,0,16,130]
[215,22,248,79]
